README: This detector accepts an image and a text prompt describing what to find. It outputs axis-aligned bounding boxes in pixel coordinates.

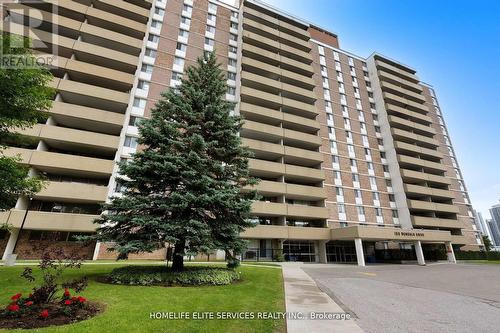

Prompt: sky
[263,0,500,218]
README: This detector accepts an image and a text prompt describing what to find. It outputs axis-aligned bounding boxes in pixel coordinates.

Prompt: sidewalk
[281,263,363,333]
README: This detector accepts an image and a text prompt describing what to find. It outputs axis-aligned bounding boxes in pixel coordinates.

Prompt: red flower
[77,296,86,303]
[64,300,72,305]
[7,304,20,312]
[64,288,70,297]
[10,293,22,301]
[40,309,49,319]
[24,301,33,306]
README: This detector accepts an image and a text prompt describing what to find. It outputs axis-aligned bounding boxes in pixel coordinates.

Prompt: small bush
[227,258,240,269]
[108,266,240,286]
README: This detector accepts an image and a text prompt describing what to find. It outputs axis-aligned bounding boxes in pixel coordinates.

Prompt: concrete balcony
[49,101,124,135]
[391,128,439,148]
[242,31,311,65]
[284,146,323,167]
[246,180,326,201]
[400,169,452,186]
[250,202,330,220]
[51,78,130,113]
[243,17,311,52]
[9,4,143,55]
[3,148,113,178]
[17,124,119,155]
[411,216,462,229]
[380,81,426,103]
[240,86,317,119]
[397,155,447,174]
[91,0,150,24]
[241,225,330,240]
[51,56,135,92]
[383,92,429,115]
[5,210,98,232]
[251,201,287,216]
[249,159,324,183]
[394,141,443,160]
[241,41,313,77]
[241,71,316,103]
[404,184,455,200]
[375,59,419,83]
[41,0,147,38]
[239,103,320,133]
[407,200,459,214]
[241,57,315,90]
[243,6,310,41]
[388,115,436,136]
[36,181,108,203]
[450,234,468,245]
[378,69,423,93]
[283,128,322,149]
[386,104,433,125]
[241,120,283,142]
[72,40,139,74]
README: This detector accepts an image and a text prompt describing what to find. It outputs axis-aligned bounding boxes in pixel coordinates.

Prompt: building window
[208,3,217,12]
[228,58,237,67]
[148,34,159,43]
[229,33,237,41]
[352,173,360,182]
[332,155,339,164]
[176,42,187,52]
[338,204,346,214]
[128,116,143,127]
[356,206,365,215]
[227,86,236,95]
[208,13,216,21]
[141,63,153,74]
[133,98,146,109]
[181,16,191,25]
[375,208,382,216]
[228,72,236,80]
[151,20,162,29]
[229,45,237,53]
[171,72,182,81]
[154,7,164,16]
[204,37,215,46]
[124,136,138,149]
[206,25,215,33]
[231,11,239,19]
[178,29,189,38]
[174,57,185,67]
[183,4,192,13]
[230,22,238,30]
[145,48,157,58]
[137,80,149,90]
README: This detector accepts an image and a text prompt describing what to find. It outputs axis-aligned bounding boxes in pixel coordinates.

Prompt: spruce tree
[94,52,258,271]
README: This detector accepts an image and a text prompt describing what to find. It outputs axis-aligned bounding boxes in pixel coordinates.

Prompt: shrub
[1,246,94,325]
[108,266,240,286]
[273,252,285,262]
[226,258,240,269]
[455,251,500,261]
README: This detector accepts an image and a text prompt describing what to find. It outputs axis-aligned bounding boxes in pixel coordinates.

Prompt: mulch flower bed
[0,292,103,330]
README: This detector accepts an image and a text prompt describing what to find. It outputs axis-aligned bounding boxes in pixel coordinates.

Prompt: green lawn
[0,264,285,333]
[461,260,500,264]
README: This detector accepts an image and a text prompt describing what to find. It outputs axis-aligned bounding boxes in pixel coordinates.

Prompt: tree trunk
[172,240,185,272]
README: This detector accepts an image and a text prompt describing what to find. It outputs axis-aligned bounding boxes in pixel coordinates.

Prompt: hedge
[455,251,500,261]
[108,266,240,286]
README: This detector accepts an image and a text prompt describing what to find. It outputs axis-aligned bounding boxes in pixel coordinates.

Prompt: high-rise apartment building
[0,0,481,265]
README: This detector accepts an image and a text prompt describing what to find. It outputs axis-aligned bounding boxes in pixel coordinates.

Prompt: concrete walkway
[281,263,363,333]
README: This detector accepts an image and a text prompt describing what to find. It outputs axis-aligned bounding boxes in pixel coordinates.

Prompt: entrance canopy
[330,225,452,243]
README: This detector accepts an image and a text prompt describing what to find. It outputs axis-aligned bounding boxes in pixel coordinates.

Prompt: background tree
[0,33,53,210]
[482,235,493,252]
[93,52,258,271]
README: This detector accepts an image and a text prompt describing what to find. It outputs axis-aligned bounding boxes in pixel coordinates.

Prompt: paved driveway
[302,263,500,333]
